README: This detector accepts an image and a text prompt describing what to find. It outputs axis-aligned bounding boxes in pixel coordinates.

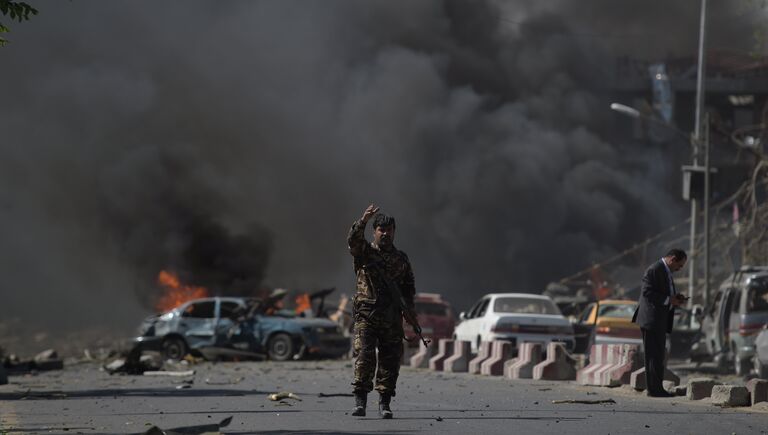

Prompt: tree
[0,0,37,46]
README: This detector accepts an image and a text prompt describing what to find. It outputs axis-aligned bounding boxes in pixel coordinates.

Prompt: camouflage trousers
[351,314,403,396]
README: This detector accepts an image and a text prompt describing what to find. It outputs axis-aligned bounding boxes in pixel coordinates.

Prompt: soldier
[348,204,416,419]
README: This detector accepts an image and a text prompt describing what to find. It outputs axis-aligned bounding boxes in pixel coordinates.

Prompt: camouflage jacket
[347,219,415,318]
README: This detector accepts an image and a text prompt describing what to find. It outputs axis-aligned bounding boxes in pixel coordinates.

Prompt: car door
[573,303,596,354]
[216,300,252,350]
[472,298,492,351]
[179,300,218,348]
[455,298,484,342]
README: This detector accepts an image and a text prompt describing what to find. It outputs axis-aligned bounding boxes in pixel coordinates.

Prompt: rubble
[709,385,750,407]
[204,376,244,385]
[630,367,679,391]
[144,370,195,377]
[552,398,616,404]
[746,378,768,405]
[686,378,722,400]
[268,391,301,401]
[1,347,64,374]
[141,416,232,435]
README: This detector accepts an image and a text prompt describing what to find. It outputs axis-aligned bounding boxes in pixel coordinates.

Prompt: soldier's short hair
[372,213,396,229]
[665,248,687,261]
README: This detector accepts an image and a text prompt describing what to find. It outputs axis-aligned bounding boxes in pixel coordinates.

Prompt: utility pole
[688,0,707,307]
[703,112,711,308]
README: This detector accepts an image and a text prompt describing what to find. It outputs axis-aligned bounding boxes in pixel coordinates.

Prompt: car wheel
[162,336,188,361]
[268,333,295,361]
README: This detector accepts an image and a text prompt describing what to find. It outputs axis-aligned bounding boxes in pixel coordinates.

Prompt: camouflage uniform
[347,219,415,396]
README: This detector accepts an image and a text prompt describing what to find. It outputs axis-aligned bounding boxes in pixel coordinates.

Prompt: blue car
[133,297,350,361]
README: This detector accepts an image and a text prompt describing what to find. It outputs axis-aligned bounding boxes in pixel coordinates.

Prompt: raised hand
[360,204,380,223]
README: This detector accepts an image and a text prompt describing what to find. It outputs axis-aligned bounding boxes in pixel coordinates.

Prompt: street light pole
[689,0,708,308]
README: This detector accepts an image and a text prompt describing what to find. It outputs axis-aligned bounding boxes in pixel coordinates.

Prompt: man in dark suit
[632,249,688,397]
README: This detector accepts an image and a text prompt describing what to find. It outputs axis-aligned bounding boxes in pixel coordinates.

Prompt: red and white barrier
[578,344,644,387]
[602,344,642,386]
[480,341,513,376]
[410,339,437,369]
[428,339,454,371]
[505,342,543,380]
[468,341,492,374]
[443,340,472,373]
[533,342,576,381]
[577,344,611,385]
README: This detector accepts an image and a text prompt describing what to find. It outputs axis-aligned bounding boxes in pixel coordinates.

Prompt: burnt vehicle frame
[133,296,350,361]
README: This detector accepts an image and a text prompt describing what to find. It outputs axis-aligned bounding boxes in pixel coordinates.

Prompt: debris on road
[268,391,302,401]
[204,376,244,385]
[141,416,232,435]
[710,385,750,407]
[144,370,195,377]
[317,392,354,397]
[552,399,616,405]
[2,347,65,374]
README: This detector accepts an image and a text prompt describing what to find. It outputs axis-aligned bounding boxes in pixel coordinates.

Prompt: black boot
[351,391,367,416]
[378,393,393,419]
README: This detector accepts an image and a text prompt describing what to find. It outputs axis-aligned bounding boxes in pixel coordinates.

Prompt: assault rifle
[387,279,431,348]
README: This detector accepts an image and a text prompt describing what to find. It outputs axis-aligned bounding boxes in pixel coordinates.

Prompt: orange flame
[155,270,209,312]
[295,293,311,315]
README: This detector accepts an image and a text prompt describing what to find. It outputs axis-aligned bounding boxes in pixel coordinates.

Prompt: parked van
[693,266,768,375]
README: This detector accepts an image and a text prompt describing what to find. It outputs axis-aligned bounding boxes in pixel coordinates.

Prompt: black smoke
[0,0,763,335]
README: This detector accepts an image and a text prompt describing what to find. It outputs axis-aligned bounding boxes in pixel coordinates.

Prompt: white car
[453,293,575,353]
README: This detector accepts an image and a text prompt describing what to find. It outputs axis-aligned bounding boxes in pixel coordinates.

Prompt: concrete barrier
[577,344,611,385]
[468,341,492,374]
[428,339,454,371]
[630,366,680,391]
[481,341,513,376]
[410,340,437,369]
[533,342,576,381]
[443,340,472,373]
[402,344,420,364]
[601,344,643,387]
[710,385,749,407]
[686,378,721,400]
[505,342,543,380]
[746,378,768,405]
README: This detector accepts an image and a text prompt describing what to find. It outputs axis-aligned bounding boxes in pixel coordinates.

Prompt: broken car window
[182,301,216,318]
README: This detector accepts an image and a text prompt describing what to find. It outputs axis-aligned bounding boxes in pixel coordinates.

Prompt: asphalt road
[1,359,767,435]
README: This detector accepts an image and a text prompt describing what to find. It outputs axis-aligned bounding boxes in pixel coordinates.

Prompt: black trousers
[641,327,667,394]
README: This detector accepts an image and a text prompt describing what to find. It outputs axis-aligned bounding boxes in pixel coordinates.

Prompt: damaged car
[133,297,350,361]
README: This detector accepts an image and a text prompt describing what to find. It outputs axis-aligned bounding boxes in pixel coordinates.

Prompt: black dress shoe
[647,390,674,398]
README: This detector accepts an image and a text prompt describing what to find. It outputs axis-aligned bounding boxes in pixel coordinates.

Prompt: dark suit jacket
[632,260,675,333]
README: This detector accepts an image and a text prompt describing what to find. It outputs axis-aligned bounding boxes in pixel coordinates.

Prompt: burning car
[133,296,350,361]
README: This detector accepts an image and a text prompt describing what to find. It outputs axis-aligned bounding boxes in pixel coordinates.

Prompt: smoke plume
[0,0,764,336]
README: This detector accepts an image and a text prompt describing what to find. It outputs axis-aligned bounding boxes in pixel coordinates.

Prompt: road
[1,359,767,435]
